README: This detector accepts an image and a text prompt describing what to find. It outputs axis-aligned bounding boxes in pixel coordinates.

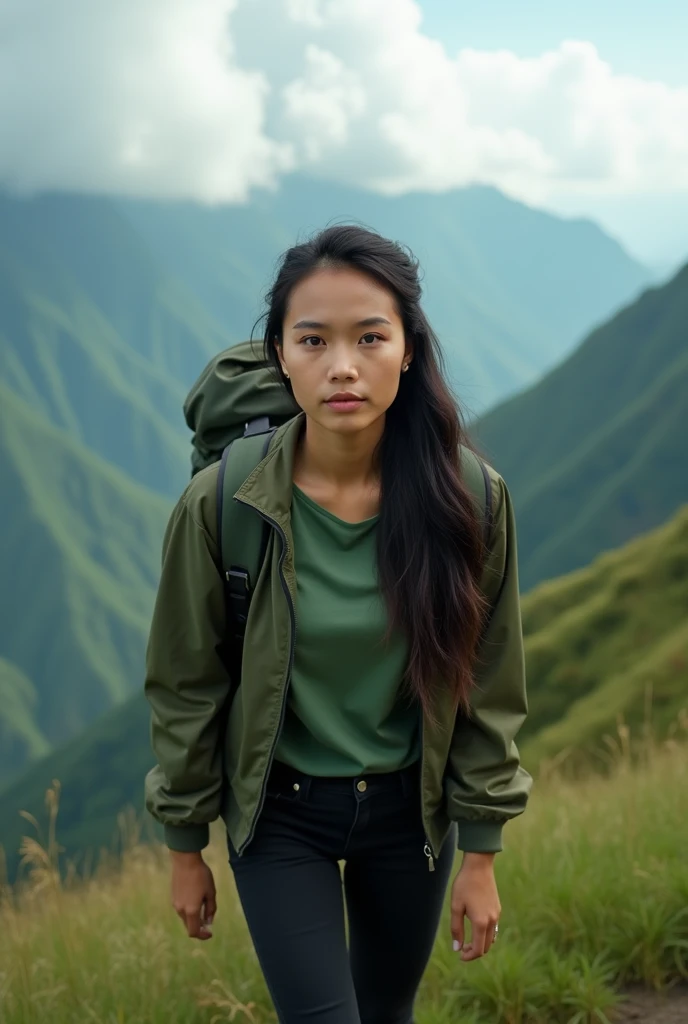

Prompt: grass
[2,712,688,1024]
[518,502,688,771]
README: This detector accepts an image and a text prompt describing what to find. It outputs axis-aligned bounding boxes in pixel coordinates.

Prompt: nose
[328,354,359,381]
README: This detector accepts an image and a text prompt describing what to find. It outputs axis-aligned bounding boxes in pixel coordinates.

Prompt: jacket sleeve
[445,469,533,854]
[143,477,232,853]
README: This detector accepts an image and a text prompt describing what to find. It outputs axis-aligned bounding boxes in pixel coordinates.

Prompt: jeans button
[356,779,367,792]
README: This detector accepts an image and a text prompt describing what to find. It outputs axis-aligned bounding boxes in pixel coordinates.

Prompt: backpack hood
[183,340,301,475]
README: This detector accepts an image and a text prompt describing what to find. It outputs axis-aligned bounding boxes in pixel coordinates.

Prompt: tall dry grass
[2,705,688,1024]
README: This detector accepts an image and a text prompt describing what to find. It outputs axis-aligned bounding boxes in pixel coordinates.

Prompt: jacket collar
[233,410,307,525]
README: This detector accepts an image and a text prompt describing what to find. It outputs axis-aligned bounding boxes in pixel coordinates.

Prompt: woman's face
[276,265,412,435]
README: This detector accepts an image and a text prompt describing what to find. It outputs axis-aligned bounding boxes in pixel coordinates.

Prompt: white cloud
[0,0,293,201]
[1,0,687,204]
[281,44,367,163]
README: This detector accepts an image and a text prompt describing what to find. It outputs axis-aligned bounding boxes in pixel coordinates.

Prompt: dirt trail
[610,983,688,1023]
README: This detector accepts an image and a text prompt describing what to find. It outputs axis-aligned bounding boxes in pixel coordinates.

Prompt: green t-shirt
[274,482,422,776]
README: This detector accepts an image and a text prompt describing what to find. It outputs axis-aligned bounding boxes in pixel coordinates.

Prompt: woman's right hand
[170,850,217,940]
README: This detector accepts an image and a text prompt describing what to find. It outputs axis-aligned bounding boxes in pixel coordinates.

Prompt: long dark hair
[256,224,490,728]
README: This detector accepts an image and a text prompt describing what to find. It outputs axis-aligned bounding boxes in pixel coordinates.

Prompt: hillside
[0,659,50,774]
[518,503,688,771]
[473,261,688,590]
[0,192,230,498]
[0,383,170,785]
[120,178,649,413]
[2,502,686,881]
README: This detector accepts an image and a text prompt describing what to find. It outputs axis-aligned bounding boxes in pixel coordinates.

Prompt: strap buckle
[244,416,271,437]
[226,568,250,588]
[226,568,250,628]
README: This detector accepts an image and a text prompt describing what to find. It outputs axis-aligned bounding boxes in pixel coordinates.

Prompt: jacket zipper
[236,504,296,857]
[424,841,435,872]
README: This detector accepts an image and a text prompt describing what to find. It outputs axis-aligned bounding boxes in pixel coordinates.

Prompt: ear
[273,338,286,374]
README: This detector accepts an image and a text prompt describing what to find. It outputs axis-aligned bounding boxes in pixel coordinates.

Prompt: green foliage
[474,262,688,591]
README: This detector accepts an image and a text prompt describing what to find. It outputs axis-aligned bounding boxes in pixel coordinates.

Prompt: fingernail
[452,939,461,952]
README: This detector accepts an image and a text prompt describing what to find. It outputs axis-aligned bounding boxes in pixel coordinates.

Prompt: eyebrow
[291,316,392,329]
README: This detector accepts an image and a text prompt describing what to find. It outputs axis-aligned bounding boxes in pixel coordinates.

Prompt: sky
[419,1,688,267]
[420,2,688,88]
[0,0,686,269]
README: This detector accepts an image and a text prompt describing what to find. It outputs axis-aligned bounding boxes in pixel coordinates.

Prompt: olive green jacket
[144,411,532,860]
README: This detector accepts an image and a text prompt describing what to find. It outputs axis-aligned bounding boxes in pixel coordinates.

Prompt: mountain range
[473,262,688,591]
[119,178,650,413]
[0,381,169,781]
[0,181,652,790]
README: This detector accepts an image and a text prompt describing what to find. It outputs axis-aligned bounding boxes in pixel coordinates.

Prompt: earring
[284,370,290,378]
[402,363,410,373]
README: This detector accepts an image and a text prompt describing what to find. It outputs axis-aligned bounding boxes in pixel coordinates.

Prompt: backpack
[184,341,494,663]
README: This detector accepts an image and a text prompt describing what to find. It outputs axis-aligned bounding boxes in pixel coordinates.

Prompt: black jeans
[226,756,457,1024]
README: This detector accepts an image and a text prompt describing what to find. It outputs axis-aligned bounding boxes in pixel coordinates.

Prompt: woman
[144,224,532,1023]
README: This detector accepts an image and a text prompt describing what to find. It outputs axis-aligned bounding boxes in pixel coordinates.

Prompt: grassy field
[2,713,688,1024]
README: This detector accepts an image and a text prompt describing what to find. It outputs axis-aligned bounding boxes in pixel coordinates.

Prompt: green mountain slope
[0,659,50,777]
[3,503,686,883]
[519,504,688,771]
[473,262,688,590]
[0,193,231,497]
[120,179,649,413]
[0,382,170,785]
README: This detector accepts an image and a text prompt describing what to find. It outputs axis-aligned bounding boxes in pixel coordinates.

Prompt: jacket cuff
[164,822,210,853]
[456,819,504,853]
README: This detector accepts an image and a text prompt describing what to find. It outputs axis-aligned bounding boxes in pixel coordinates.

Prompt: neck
[295,413,384,489]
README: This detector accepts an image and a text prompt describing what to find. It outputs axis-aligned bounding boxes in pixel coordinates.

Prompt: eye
[360,333,382,345]
[300,335,323,347]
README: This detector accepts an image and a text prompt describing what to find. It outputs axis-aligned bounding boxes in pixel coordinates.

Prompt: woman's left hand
[450,852,501,961]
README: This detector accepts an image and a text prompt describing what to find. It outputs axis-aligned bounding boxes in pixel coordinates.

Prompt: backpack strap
[217,421,277,649]
[460,447,494,551]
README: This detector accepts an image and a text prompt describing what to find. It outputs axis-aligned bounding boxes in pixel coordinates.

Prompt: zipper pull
[423,841,435,872]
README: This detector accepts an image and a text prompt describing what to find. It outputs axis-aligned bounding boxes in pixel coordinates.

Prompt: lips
[325,396,366,412]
